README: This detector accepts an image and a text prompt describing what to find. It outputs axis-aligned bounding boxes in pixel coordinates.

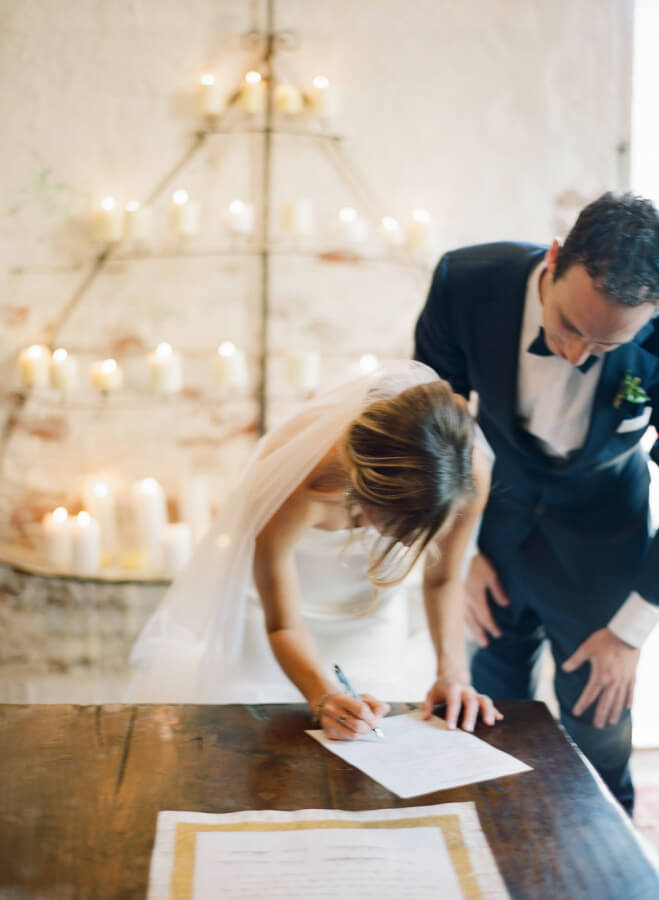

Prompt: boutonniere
[613,370,650,408]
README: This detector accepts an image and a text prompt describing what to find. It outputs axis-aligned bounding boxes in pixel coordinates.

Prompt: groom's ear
[544,238,561,276]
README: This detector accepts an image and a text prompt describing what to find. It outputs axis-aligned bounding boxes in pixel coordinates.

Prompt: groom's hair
[554,191,659,309]
[340,380,475,587]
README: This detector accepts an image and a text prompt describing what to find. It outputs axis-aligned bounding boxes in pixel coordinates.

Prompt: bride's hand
[319,691,390,741]
[421,677,502,732]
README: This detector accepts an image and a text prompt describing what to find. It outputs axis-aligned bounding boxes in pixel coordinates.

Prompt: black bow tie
[527,327,599,374]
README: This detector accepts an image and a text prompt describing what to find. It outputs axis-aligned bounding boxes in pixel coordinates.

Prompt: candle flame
[245,71,262,84]
[155,342,173,357]
[91,481,109,498]
[172,189,189,206]
[228,199,246,214]
[77,511,92,526]
[26,344,47,359]
[126,200,140,211]
[137,477,160,494]
[218,342,236,357]
[52,348,68,362]
[381,216,400,233]
[359,353,379,373]
[339,206,357,222]
[201,73,216,86]
[313,75,329,89]
[412,208,431,223]
[100,359,117,374]
[53,507,69,522]
[101,196,116,211]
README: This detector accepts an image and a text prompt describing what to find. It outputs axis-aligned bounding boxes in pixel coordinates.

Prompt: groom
[414,191,659,813]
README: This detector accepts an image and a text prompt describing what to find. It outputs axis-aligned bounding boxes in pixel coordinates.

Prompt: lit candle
[94,196,123,242]
[240,71,266,113]
[71,511,101,576]
[198,73,223,116]
[179,473,211,543]
[90,358,123,392]
[148,342,183,394]
[286,350,321,393]
[281,199,313,236]
[406,208,431,252]
[83,479,117,554]
[380,216,404,246]
[309,75,340,120]
[213,342,248,390]
[19,344,51,387]
[224,199,254,236]
[336,207,368,244]
[160,522,192,578]
[359,353,379,374]
[274,83,303,115]
[41,507,72,571]
[49,348,78,392]
[170,189,200,237]
[124,201,152,240]
[131,477,167,570]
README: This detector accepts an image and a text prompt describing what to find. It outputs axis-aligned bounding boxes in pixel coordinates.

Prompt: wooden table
[0,700,657,899]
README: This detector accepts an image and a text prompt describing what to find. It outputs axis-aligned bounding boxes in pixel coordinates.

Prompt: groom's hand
[562,628,640,728]
[465,553,510,647]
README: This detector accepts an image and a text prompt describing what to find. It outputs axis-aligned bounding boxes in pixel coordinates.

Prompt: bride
[128,361,501,739]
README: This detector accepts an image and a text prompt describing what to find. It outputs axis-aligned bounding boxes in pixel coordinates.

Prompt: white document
[306,710,532,798]
[147,803,510,900]
[194,826,461,899]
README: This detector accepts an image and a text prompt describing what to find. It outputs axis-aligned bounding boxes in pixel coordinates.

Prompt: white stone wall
[0,0,634,680]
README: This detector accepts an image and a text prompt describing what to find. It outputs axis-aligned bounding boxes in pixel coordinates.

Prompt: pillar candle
[160,522,192,578]
[148,342,183,394]
[71,511,101,576]
[225,200,254,236]
[198,73,223,116]
[49,348,78,392]
[83,479,117,554]
[380,216,404,246]
[274,83,303,115]
[19,345,51,387]
[309,76,340,120]
[406,208,431,251]
[213,343,248,390]
[170,190,200,237]
[286,350,321,393]
[337,207,368,244]
[179,473,211,543]
[124,201,152,240]
[240,71,266,113]
[41,507,72,571]
[131,477,167,570]
[94,196,123,242]
[281,199,313,236]
[90,359,123,392]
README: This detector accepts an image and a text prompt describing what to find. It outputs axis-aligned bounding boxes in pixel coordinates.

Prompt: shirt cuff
[608,592,659,648]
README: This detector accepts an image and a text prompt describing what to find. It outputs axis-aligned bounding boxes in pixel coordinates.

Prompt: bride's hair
[339,380,476,586]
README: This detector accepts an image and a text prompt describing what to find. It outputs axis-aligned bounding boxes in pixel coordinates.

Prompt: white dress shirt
[516,262,658,648]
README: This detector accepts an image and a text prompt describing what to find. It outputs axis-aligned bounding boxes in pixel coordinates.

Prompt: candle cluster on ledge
[16,345,379,397]
[41,473,212,579]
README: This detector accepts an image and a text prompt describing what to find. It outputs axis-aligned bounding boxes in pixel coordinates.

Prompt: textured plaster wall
[0,0,634,683]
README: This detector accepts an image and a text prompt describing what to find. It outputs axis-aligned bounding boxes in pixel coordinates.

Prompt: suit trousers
[471,525,635,814]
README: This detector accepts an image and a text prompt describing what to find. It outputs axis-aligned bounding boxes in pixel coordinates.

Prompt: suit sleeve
[414,252,471,399]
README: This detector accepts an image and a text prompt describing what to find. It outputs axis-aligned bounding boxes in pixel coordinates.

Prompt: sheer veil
[127,360,439,702]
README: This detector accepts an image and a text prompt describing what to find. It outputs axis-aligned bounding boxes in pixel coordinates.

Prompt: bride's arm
[254,489,386,738]
[421,444,503,730]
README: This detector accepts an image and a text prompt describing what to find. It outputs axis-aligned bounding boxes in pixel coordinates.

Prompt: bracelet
[312,690,341,725]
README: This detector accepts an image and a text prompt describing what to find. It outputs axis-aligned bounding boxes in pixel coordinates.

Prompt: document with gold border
[147,803,509,899]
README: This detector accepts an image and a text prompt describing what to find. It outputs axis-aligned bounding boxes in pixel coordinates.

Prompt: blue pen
[333,663,385,739]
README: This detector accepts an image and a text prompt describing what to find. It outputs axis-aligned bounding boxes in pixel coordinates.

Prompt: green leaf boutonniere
[613,370,650,408]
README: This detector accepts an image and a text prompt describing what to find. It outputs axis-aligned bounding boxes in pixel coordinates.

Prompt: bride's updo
[339,379,476,585]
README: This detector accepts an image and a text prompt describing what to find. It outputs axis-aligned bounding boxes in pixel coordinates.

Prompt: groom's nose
[563,337,592,367]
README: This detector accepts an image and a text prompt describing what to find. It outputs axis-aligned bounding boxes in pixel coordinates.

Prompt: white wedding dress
[126,362,484,705]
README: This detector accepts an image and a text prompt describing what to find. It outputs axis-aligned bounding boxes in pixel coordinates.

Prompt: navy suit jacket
[414,242,659,609]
